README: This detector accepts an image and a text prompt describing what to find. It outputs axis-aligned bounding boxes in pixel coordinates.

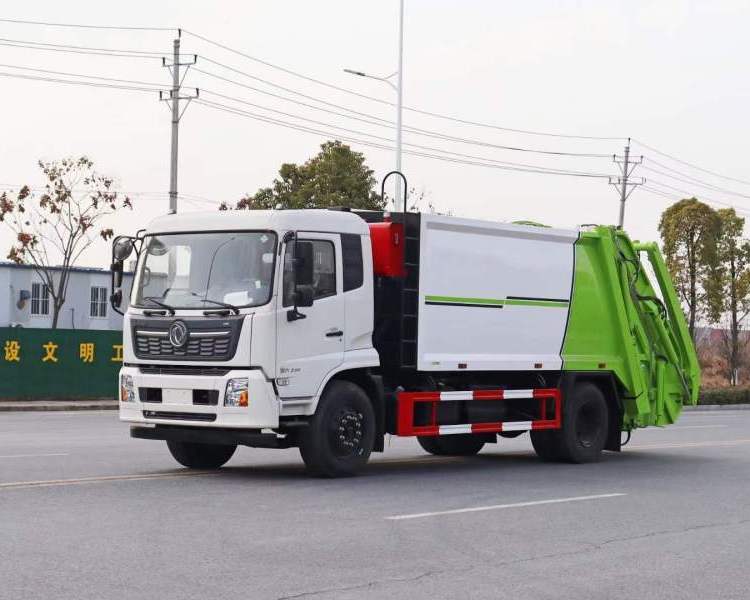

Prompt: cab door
[276,233,344,398]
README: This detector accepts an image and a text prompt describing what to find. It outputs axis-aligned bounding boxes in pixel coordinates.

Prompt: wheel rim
[329,408,365,457]
[575,400,605,449]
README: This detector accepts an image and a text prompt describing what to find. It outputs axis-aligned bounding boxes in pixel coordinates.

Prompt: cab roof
[145,209,371,236]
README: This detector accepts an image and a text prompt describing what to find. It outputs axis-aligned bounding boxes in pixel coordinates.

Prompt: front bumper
[119,365,280,429]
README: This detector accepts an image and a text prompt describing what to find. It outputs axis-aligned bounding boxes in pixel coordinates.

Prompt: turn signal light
[225,378,249,407]
[120,374,136,403]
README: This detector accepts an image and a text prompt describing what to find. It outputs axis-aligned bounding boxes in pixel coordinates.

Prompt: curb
[685,403,750,411]
[0,402,118,412]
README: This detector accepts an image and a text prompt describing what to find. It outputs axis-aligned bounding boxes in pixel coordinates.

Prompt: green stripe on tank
[425,295,569,308]
[425,295,505,306]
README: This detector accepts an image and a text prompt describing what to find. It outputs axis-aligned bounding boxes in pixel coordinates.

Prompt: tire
[299,380,375,477]
[530,382,609,463]
[529,429,562,461]
[417,434,485,456]
[166,440,236,469]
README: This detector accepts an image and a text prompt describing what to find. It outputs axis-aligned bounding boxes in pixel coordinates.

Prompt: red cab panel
[369,222,405,278]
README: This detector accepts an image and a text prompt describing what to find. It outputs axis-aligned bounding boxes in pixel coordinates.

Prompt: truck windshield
[133,231,277,309]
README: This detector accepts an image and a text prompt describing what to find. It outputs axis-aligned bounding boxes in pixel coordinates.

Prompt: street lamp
[344,0,405,211]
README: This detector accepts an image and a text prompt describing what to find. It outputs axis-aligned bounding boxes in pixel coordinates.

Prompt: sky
[0,0,748,267]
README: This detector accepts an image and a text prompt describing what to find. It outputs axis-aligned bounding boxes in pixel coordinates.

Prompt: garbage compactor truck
[109,208,699,477]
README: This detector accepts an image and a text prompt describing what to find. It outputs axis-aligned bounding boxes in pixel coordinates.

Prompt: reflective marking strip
[438,424,473,435]
[503,389,534,399]
[440,391,474,401]
[502,421,533,432]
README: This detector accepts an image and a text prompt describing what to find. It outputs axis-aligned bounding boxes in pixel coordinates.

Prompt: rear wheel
[417,434,485,456]
[166,441,236,469]
[299,380,375,477]
[530,382,609,463]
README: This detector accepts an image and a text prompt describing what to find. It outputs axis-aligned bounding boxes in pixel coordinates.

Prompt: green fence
[0,327,122,400]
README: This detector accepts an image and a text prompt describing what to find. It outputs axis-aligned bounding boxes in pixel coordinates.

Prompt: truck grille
[131,316,244,361]
[135,333,231,358]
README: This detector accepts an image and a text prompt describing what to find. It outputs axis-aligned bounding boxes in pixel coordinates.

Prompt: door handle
[325,329,344,338]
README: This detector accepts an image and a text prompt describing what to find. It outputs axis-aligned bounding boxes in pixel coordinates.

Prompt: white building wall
[1,264,132,330]
[0,268,11,326]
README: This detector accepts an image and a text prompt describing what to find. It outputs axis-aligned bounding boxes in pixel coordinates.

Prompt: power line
[0,36,165,56]
[0,40,163,60]
[0,17,175,32]
[633,138,750,186]
[198,88,611,175]
[643,156,750,197]
[641,185,750,215]
[0,70,158,93]
[194,97,610,179]
[182,29,625,141]
[646,179,750,211]
[0,183,214,204]
[641,165,750,200]
[191,65,612,159]
[197,56,392,122]
[0,62,165,88]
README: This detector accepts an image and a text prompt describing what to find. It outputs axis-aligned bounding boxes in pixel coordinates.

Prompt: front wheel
[299,380,375,477]
[166,440,236,469]
[417,434,485,456]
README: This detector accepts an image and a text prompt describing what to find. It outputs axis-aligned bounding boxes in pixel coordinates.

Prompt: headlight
[225,378,249,407]
[120,374,136,403]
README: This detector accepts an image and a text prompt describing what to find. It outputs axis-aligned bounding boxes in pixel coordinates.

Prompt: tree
[221,141,387,211]
[0,157,132,328]
[711,208,750,385]
[658,197,721,339]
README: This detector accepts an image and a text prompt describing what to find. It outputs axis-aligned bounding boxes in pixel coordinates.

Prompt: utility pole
[610,138,644,229]
[160,32,198,214]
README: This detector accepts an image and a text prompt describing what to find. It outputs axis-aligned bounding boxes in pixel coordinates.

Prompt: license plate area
[162,388,193,405]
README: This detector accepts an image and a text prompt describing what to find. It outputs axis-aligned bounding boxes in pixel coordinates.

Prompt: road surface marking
[385,493,626,521]
[633,438,750,450]
[0,470,219,490]
[0,453,69,459]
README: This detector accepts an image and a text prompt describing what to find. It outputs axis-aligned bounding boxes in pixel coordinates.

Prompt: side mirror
[110,289,123,309]
[111,260,124,288]
[294,241,314,286]
[113,238,134,261]
[295,284,314,308]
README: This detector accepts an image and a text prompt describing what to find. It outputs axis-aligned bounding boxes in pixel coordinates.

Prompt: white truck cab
[117,209,379,437]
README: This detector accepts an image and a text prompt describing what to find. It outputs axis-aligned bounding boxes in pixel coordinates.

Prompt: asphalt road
[1,410,749,600]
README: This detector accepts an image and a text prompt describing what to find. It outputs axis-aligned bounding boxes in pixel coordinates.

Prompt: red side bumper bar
[396,388,562,437]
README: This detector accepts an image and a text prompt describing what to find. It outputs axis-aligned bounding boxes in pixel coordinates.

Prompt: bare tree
[0,157,132,328]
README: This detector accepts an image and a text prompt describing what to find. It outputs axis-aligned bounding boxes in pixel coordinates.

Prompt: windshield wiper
[189,292,240,315]
[142,297,176,316]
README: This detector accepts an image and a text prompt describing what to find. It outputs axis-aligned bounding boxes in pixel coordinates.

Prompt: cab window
[283,240,337,306]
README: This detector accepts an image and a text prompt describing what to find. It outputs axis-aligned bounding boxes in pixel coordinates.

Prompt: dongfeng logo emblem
[168,320,189,348]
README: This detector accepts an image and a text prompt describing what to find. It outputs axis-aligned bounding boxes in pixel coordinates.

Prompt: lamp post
[344,0,404,211]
